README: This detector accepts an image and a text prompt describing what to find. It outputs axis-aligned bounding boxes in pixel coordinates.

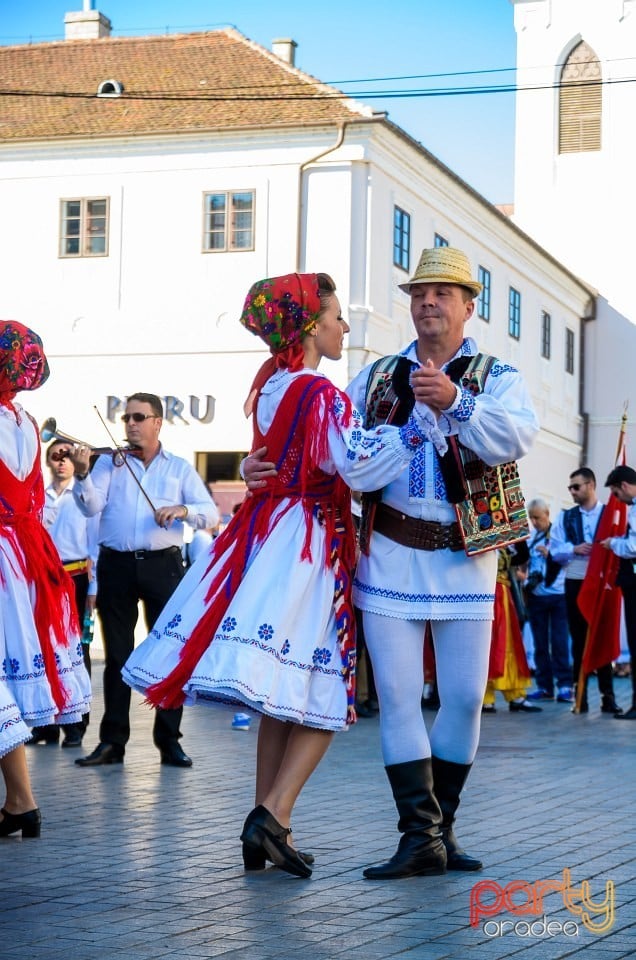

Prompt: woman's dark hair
[316,273,337,312]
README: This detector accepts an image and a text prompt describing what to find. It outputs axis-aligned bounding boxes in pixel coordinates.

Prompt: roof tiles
[0,28,372,141]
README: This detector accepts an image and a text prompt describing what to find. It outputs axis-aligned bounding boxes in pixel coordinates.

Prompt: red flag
[578,415,628,674]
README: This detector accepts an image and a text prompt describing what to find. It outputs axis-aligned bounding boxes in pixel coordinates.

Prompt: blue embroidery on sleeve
[490,361,518,376]
[449,390,475,423]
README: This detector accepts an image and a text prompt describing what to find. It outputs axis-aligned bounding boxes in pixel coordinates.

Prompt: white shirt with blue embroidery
[347,338,539,621]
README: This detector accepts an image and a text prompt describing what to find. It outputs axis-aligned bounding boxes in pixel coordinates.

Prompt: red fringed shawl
[147,374,358,719]
[0,435,80,713]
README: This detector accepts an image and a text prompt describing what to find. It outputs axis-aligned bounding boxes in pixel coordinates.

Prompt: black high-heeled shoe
[241,841,315,871]
[0,807,41,838]
[240,805,312,878]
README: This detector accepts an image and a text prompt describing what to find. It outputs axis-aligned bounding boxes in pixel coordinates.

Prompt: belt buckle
[133,549,146,560]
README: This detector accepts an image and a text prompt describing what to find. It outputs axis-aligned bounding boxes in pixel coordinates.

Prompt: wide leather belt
[374,502,464,552]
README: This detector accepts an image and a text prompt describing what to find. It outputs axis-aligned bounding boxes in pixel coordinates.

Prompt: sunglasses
[121,413,159,424]
[567,482,589,491]
[49,449,73,462]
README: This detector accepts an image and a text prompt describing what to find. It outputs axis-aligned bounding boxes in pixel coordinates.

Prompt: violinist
[70,392,218,768]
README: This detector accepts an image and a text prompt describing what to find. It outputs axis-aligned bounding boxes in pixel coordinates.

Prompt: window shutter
[559,41,601,154]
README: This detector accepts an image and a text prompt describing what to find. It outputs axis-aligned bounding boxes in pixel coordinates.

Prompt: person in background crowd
[522,498,572,704]
[27,438,99,748]
[483,544,541,714]
[70,392,218,768]
[600,464,636,720]
[0,321,91,839]
[550,468,622,715]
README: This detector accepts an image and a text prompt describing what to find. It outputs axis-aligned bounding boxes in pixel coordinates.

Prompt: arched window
[559,41,601,153]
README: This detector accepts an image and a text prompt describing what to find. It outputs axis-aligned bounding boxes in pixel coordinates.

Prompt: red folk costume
[0,322,91,756]
[123,274,427,729]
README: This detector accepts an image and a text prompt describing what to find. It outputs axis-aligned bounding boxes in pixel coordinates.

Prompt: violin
[48,443,143,467]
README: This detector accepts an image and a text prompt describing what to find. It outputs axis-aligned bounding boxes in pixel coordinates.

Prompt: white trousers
[363,612,492,766]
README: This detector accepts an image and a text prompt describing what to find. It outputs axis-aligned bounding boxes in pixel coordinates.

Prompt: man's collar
[401,336,477,367]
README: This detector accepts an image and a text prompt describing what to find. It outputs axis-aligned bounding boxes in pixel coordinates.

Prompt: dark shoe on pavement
[481,704,497,713]
[61,729,83,749]
[75,742,124,766]
[509,699,542,713]
[0,807,42,839]
[159,742,193,767]
[601,695,623,715]
[241,806,312,878]
[26,726,60,746]
[614,706,636,720]
[355,701,376,718]
[526,689,554,701]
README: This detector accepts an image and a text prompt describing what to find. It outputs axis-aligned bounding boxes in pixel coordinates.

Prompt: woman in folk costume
[124,272,440,877]
[0,322,92,839]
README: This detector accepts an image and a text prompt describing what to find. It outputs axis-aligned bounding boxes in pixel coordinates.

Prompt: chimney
[272,38,297,66]
[65,1,112,40]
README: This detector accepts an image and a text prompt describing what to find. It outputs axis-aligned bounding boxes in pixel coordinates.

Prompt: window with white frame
[565,327,575,374]
[508,287,521,339]
[203,191,255,252]
[541,311,551,359]
[434,233,448,247]
[477,266,491,321]
[59,198,109,257]
[393,206,411,271]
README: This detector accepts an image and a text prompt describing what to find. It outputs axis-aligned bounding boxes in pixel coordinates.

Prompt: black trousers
[96,546,186,750]
[620,580,636,705]
[565,578,614,696]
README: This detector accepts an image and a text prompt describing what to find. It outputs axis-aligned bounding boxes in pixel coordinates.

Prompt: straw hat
[398,247,482,298]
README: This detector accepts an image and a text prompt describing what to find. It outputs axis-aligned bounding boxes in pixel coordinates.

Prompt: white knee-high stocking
[362,612,491,766]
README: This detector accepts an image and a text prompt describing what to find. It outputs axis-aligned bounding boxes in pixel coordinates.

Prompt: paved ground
[3,661,635,960]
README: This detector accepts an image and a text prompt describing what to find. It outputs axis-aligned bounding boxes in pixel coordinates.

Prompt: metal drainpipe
[579,296,596,466]
[295,121,349,271]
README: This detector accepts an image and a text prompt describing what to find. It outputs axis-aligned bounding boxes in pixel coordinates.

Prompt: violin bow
[93,405,158,514]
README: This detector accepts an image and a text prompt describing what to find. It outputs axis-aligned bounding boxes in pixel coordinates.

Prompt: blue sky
[0,0,518,203]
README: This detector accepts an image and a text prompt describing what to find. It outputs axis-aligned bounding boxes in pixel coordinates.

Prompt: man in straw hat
[244,248,538,878]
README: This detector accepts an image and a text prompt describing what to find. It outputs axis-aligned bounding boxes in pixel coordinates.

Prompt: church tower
[511,0,636,320]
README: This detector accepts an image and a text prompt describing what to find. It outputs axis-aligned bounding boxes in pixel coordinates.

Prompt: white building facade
[511,0,636,484]
[1,5,629,515]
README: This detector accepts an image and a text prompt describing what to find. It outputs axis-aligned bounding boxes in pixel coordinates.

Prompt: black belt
[100,545,182,561]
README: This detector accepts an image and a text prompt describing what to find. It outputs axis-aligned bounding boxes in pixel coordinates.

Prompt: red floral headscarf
[240,273,323,415]
[0,321,50,413]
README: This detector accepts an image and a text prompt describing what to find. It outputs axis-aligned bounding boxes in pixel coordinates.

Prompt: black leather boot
[363,758,447,879]
[431,756,482,871]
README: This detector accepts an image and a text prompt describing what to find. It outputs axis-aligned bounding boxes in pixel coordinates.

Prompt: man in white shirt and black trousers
[71,392,218,767]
